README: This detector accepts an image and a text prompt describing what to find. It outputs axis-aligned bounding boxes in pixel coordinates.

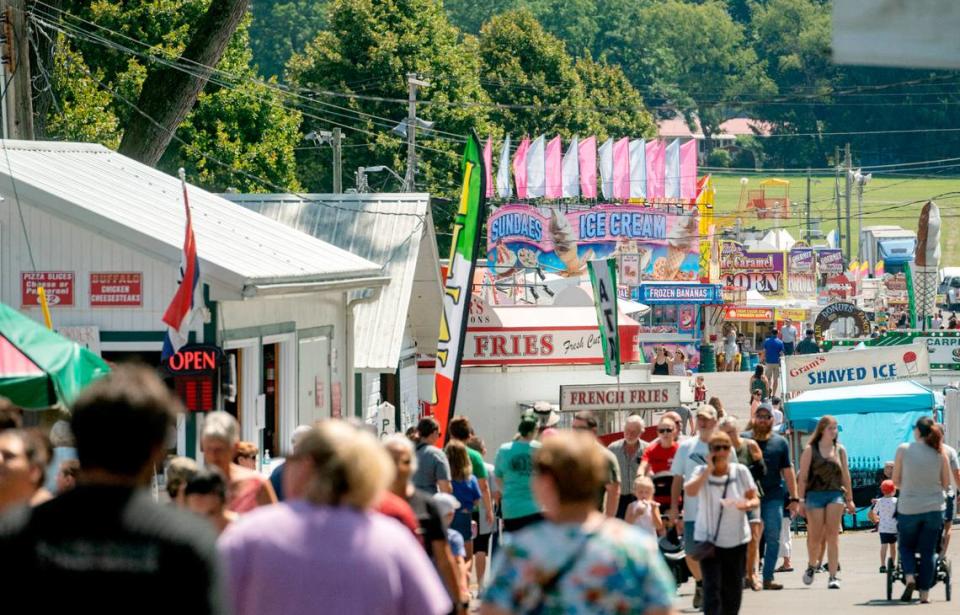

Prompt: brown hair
[59,459,80,480]
[808,415,838,448]
[448,416,473,441]
[915,417,942,452]
[444,440,473,481]
[234,441,258,462]
[707,396,725,418]
[709,431,732,450]
[534,431,606,504]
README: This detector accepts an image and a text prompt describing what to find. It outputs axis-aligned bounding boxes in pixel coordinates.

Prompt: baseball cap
[532,400,560,428]
[432,492,461,517]
[754,403,774,417]
[695,405,717,420]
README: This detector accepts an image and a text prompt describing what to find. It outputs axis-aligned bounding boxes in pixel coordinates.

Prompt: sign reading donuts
[784,344,929,394]
[814,301,871,339]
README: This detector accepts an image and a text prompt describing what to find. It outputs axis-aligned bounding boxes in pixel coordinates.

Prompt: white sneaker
[828,577,840,589]
[803,567,815,585]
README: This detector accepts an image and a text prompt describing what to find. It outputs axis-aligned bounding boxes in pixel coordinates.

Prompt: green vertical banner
[905,262,917,329]
[587,258,620,376]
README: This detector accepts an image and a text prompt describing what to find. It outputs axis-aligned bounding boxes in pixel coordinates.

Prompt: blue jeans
[760,499,784,582]
[897,510,943,591]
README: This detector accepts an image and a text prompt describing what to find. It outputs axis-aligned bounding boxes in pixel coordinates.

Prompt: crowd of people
[1,364,959,614]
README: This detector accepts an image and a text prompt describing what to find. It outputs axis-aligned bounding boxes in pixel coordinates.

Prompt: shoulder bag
[687,474,731,562]
[527,522,604,615]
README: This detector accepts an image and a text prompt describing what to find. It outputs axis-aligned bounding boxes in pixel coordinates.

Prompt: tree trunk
[117,0,247,166]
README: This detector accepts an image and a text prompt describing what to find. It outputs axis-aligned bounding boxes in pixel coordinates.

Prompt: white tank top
[629,500,658,536]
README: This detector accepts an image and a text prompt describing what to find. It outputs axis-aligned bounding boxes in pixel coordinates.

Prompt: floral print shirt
[482,519,675,614]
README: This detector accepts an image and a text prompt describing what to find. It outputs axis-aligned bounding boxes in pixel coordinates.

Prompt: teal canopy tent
[0,303,110,409]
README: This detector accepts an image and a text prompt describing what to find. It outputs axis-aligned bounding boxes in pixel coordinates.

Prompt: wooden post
[1,0,34,140]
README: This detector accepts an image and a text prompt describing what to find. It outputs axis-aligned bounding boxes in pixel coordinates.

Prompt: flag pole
[37,286,53,329]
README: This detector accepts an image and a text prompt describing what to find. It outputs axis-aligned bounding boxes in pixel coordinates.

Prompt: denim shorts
[747,507,761,524]
[805,490,845,509]
[685,521,698,552]
[945,495,956,523]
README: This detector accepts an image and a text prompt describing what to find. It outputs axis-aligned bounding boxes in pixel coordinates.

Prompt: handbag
[687,474,731,562]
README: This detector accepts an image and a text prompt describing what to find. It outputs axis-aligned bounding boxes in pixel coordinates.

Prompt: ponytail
[916,417,942,452]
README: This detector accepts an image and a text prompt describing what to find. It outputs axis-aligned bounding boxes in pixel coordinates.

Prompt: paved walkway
[675,526,957,614]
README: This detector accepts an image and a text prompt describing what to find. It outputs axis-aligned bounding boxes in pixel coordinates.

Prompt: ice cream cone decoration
[903,350,919,375]
[549,209,591,277]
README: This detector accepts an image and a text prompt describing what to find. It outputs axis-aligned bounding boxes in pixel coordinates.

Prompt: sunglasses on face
[710,445,731,452]
[754,415,772,421]
[658,428,674,433]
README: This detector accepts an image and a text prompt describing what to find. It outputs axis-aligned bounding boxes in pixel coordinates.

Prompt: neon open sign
[164,345,223,375]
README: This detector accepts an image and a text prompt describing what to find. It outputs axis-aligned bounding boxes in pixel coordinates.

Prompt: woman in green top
[494,414,543,533]
[749,365,770,401]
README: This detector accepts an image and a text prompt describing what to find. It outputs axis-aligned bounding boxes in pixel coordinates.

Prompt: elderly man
[571,411,621,518]
[608,415,648,519]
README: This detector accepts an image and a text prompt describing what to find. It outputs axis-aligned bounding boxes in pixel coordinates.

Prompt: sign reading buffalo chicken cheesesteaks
[90,272,143,307]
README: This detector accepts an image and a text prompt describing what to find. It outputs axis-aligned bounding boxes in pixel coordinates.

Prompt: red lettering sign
[164,346,223,376]
[90,272,143,307]
[21,271,75,307]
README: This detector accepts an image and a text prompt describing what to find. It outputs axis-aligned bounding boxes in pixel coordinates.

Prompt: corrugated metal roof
[0,141,383,294]
[227,193,443,371]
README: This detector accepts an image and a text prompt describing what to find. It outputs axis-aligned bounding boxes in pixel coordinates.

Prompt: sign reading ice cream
[783,344,929,394]
[487,204,700,280]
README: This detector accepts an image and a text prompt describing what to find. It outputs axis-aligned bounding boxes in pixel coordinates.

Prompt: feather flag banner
[483,138,494,198]
[664,139,681,199]
[680,140,698,199]
[629,139,646,199]
[645,139,666,198]
[612,137,630,200]
[496,135,512,198]
[598,138,614,200]
[513,136,530,199]
[579,136,597,199]
[526,135,546,198]
[544,136,563,198]
[562,136,580,198]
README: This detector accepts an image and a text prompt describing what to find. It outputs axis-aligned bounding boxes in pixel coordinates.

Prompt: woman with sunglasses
[685,431,759,615]
[797,415,854,590]
[640,417,681,510]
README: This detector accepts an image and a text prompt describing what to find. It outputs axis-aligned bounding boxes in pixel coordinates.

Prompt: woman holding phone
[685,432,759,615]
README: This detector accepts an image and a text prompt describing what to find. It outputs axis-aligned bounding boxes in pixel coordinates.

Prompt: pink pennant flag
[645,139,666,198]
[679,140,698,200]
[612,138,630,200]
[484,138,494,198]
[513,136,531,199]
[544,136,563,198]
[579,136,597,199]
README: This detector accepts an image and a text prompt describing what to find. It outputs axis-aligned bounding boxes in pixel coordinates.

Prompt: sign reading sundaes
[784,344,929,394]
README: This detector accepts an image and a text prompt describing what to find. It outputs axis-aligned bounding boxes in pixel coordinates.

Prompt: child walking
[694,376,707,403]
[870,479,898,572]
[625,476,664,537]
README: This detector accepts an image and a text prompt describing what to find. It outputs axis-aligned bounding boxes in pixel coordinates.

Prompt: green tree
[287,0,492,201]
[478,9,654,140]
[41,1,302,192]
[249,0,328,78]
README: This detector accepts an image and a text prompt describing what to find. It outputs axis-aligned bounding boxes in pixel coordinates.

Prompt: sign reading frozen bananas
[487,203,701,280]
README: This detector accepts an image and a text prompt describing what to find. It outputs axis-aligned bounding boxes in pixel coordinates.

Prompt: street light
[356,165,404,193]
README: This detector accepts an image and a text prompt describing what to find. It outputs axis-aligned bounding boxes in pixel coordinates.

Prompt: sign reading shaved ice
[487,203,700,280]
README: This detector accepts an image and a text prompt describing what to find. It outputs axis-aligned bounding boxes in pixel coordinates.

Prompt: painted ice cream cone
[661,212,699,280]
[549,209,587,277]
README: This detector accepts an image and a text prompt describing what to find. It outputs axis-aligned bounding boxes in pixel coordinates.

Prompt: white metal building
[226,193,442,433]
[0,141,387,455]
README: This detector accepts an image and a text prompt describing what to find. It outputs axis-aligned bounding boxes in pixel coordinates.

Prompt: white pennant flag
[629,139,646,199]
[665,138,681,199]
[526,135,546,198]
[562,136,580,198]
[598,138,614,200]
[496,134,512,198]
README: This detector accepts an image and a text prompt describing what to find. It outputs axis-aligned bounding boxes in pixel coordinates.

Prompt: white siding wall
[360,372,381,419]
[0,199,202,338]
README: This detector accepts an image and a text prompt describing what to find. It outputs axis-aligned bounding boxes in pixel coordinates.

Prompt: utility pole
[0,0,33,140]
[403,72,430,192]
[834,146,842,252]
[355,166,368,193]
[844,143,852,262]
[805,167,812,241]
[332,128,342,194]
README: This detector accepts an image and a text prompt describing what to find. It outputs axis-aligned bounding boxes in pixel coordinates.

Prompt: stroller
[652,473,691,587]
[885,533,952,601]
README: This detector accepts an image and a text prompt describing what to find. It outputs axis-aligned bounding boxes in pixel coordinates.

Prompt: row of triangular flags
[481,136,698,201]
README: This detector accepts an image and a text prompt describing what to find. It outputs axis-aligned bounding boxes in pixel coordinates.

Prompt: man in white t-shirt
[669,404,718,610]
[780,319,798,356]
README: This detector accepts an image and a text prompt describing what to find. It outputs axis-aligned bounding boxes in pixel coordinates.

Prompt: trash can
[699,344,716,373]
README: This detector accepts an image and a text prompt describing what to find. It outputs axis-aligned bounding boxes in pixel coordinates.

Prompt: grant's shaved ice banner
[487,203,700,280]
